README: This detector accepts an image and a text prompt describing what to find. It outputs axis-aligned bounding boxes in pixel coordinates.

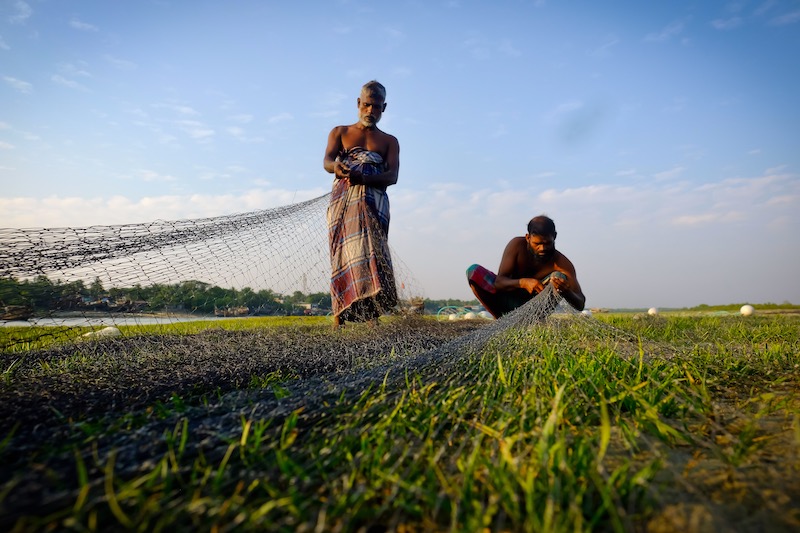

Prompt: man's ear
[357,97,361,107]
[382,102,387,111]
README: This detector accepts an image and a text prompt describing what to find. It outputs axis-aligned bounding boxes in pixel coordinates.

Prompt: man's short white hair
[361,80,386,101]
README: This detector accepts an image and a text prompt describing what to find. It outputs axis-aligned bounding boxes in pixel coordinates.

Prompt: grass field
[0,312,798,532]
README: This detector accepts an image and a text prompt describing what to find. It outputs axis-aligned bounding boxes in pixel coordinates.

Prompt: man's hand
[347,169,364,185]
[333,161,350,180]
[519,278,545,295]
[548,273,570,295]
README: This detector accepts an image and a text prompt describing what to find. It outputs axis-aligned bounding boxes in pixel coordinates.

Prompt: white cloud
[383,27,404,39]
[770,10,800,25]
[156,103,200,116]
[225,126,264,143]
[0,188,326,228]
[137,170,178,183]
[0,140,15,150]
[175,120,214,140]
[498,39,521,57]
[58,62,92,78]
[51,74,88,91]
[652,166,685,181]
[69,17,98,32]
[463,35,490,60]
[545,100,584,122]
[589,35,620,57]
[0,35,9,50]
[3,75,32,93]
[644,20,686,42]
[228,113,254,123]
[268,112,293,124]
[711,17,742,30]
[103,54,137,70]
[8,1,32,24]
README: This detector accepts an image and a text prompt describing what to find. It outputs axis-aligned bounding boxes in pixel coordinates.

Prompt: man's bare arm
[549,259,586,311]
[323,127,348,178]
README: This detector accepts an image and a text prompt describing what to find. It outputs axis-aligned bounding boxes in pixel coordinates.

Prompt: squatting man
[467,215,586,319]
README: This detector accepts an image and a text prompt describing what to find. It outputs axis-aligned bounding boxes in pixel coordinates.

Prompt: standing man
[325,81,400,327]
[466,215,586,318]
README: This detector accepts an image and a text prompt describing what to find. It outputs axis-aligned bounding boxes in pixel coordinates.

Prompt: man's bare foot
[332,315,343,330]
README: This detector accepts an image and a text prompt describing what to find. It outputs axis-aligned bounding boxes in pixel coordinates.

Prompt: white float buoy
[82,326,121,338]
[647,307,658,316]
[740,304,755,316]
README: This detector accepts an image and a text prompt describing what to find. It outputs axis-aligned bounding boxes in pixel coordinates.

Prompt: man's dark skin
[323,90,399,188]
[493,226,586,311]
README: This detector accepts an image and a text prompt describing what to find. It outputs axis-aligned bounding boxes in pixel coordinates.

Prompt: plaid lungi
[327,147,398,321]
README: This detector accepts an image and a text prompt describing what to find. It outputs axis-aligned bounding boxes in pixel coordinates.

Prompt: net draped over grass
[1,306,798,532]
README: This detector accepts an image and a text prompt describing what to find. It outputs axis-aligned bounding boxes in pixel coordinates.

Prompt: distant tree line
[0,275,332,316]
[1,275,479,316]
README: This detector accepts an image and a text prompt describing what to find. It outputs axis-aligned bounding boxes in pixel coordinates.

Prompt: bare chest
[342,130,389,157]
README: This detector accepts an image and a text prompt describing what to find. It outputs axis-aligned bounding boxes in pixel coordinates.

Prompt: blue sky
[1,0,799,308]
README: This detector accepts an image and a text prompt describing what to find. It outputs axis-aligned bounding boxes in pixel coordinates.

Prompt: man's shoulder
[503,236,527,254]
[374,127,399,144]
[330,124,353,135]
[554,250,576,268]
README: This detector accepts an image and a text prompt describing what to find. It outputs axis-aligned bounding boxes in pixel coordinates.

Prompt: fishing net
[0,193,426,350]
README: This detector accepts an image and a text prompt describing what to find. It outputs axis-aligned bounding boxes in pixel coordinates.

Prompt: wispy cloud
[589,35,620,57]
[644,20,687,42]
[268,112,293,124]
[8,1,32,24]
[462,35,490,60]
[769,10,800,25]
[154,103,200,116]
[0,35,9,50]
[383,27,405,39]
[51,74,89,91]
[3,75,32,93]
[103,54,137,70]
[225,126,264,143]
[227,113,254,124]
[652,166,686,181]
[545,100,584,122]
[136,170,179,183]
[58,62,92,78]
[69,17,98,32]
[0,141,15,150]
[175,120,214,140]
[711,17,743,30]
[498,39,521,57]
